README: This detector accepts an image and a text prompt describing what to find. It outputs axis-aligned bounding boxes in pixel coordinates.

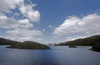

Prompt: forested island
[1,35,100,51]
[91,42,100,52]
[6,41,51,49]
[55,35,100,51]
[0,37,50,49]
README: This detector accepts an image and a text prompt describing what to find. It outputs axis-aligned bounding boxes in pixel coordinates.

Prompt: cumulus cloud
[7,28,43,36]
[0,0,40,22]
[0,0,40,28]
[0,0,42,42]
[53,13,100,40]
[66,35,87,41]
[0,0,24,13]
[43,29,45,32]
[19,3,40,22]
[13,13,20,16]
[5,35,42,42]
[53,36,59,38]
[6,28,43,42]
[0,16,33,29]
[49,25,54,30]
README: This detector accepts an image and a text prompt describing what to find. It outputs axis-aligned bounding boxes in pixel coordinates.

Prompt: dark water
[0,45,100,65]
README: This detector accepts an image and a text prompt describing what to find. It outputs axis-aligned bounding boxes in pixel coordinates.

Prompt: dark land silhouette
[0,38,50,49]
[55,35,100,51]
[55,35,100,46]
[0,37,21,45]
[6,41,51,49]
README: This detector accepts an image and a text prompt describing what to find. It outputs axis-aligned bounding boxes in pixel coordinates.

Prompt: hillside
[90,42,100,52]
[55,35,100,46]
[6,41,51,49]
[0,37,21,45]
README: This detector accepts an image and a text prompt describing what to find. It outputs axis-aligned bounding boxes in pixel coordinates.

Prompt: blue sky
[0,0,100,44]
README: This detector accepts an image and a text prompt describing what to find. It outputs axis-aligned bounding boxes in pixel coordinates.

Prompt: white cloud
[6,28,43,42]
[13,12,20,16]
[18,19,33,28]
[0,0,40,22]
[27,0,33,4]
[5,28,43,42]
[5,35,42,42]
[49,25,54,30]
[53,36,59,38]
[53,13,100,40]
[0,0,42,42]
[19,3,40,22]
[0,36,3,37]
[0,15,8,19]
[0,12,5,16]
[0,0,24,13]
[53,16,80,36]
[66,35,87,41]
[0,16,33,29]
[7,28,43,36]
[43,29,45,32]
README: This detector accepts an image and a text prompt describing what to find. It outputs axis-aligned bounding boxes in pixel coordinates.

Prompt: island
[69,45,76,48]
[90,42,100,52]
[6,41,51,49]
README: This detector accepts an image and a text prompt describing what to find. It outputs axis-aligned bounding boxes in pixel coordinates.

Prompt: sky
[0,0,100,44]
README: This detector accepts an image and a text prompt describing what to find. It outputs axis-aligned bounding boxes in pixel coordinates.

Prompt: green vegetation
[69,45,76,48]
[6,41,51,49]
[0,37,21,45]
[91,42,100,52]
[0,37,50,50]
[55,35,100,46]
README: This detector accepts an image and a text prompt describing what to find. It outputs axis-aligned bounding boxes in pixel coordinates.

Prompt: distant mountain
[0,37,21,45]
[48,43,56,45]
[6,41,51,49]
[55,35,100,46]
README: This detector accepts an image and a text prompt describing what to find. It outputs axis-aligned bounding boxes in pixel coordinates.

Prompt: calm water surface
[0,45,100,65]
